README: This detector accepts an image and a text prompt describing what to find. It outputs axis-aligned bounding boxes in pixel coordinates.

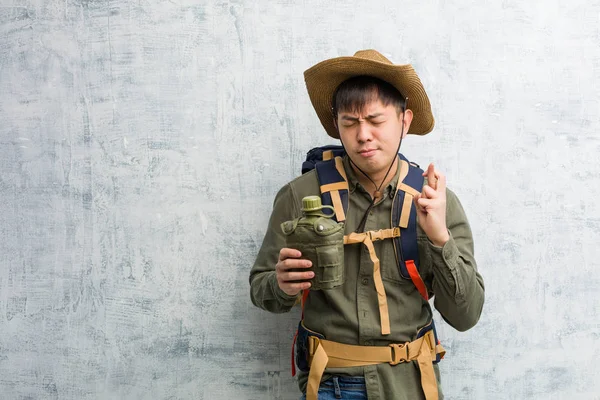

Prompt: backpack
[304,145,429,299]
[291,145,444,377]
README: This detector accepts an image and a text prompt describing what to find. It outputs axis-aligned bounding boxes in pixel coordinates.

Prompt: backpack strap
[291,289,311,377]
[302,145,346,174]
[392,155,429,300]
[344,229,400,336]
[315,157,349,222]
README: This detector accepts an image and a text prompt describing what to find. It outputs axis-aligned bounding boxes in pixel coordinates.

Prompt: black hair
[332,75,406,118]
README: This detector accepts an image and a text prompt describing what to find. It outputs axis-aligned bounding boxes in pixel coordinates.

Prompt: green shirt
[250,155,485,400]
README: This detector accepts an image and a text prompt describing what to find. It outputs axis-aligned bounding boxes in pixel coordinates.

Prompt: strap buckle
[367,228,400,242]
[423,330,436,352]
[367,230,384,241]
[389,343,409,365]
[308,336,320,358]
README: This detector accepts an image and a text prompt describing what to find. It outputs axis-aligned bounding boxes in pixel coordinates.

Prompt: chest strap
[344,228,400,336]
[305,329,446,400]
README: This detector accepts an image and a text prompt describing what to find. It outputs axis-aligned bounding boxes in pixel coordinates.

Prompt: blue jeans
[300,376,367,399]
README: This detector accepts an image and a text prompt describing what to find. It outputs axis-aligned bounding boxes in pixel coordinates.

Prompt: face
[335,99,413,179]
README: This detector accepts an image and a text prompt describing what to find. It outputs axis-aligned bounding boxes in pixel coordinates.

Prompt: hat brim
[304,57,435,139]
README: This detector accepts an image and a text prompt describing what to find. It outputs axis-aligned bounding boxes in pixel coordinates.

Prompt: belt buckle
[389,343,408,365]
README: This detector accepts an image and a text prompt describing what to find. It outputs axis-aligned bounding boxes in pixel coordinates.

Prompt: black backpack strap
[392,155,429,300]
[302,145,345,174]
[315,156,349,222]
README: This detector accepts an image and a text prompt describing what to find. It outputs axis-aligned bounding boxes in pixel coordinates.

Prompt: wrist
[431,230,450,247]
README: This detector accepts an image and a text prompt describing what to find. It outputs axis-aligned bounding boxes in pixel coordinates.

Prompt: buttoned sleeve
[428,188,485,332]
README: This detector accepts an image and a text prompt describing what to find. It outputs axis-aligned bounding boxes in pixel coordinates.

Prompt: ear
[332,117,342,139]
[401,109,414,138]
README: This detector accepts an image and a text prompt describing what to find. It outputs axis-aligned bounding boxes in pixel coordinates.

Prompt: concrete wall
[1,0,599,399]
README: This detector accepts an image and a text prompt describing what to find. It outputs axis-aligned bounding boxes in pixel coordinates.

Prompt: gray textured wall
[1,0,599,399]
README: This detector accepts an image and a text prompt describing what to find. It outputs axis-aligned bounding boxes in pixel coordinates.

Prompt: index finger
[279,248,302,261]
[427,164,437,190]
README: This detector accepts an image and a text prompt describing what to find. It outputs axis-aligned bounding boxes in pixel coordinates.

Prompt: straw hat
[304,49,434,139]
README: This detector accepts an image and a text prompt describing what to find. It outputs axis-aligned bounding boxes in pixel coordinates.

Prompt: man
[250,49,485,400]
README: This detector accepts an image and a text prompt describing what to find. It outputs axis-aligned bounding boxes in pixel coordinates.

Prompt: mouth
[358,148,377,158]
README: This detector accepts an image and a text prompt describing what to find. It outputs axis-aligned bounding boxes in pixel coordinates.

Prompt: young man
[250,50,485,400]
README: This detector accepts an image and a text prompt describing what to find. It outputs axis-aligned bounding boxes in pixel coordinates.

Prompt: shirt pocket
[378,235,432,287]
[377,239,411,285]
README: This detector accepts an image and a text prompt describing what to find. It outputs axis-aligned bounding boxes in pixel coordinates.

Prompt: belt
[306,329,445,400]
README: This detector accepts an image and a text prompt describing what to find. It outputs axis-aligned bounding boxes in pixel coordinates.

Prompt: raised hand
[414,164,450,247]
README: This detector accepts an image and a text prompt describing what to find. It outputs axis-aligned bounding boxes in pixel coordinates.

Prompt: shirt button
[361,277,369,285]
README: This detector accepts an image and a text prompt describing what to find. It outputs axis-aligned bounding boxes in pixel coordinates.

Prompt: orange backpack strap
[391,155,429,301]
[406,260,429,301]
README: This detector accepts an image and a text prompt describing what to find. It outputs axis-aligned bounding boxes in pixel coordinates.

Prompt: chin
[357,159,383,173]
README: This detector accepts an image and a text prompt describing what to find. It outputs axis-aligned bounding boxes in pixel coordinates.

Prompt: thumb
[414,193,427,216]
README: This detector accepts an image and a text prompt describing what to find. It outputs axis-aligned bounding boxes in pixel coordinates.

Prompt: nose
[356,121,372,143]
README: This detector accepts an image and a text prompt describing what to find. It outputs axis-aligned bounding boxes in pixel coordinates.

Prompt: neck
[351,156,399,200]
